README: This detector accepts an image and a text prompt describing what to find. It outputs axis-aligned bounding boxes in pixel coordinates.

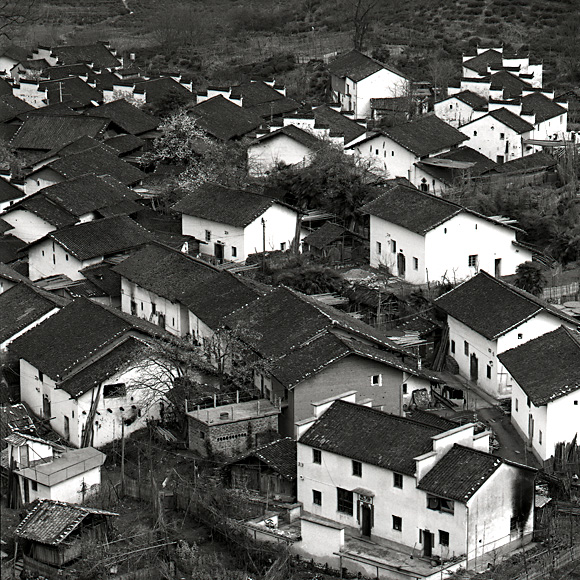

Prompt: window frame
[439,530,450,546]
[352,460,362,477]
[337,487,354,515]
[392,515,402,531]
[313,490,322,506]
[312,448,322,464]
[393,472,403,489]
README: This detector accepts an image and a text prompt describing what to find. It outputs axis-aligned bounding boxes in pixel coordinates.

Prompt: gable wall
[248,135,314,177]
[243,203,298,259]
[181,214,244,262]
[1,208,58,243]
[28,238,99,281]
[25,168,62,195]
[355,69,409,119]
[434,98,485,128]
[350,135,417,179]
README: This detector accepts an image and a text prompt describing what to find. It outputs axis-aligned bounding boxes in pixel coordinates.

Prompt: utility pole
[120,419,125,497]
[261,217,266,274]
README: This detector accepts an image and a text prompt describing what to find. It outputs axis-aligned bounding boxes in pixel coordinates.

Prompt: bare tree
[0,0,38,40]
[349,0,379,51]
[427,56,456,102]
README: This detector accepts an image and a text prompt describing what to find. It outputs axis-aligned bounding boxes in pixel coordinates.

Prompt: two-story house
[295,399,535,576]
[433,90,488,128]
[498,326,580,464]
[435,271,580,399]
[360,184,532,284]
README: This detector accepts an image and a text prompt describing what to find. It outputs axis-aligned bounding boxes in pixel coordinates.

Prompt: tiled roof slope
[498,326,580,405]
[303,222,349,249]
[521,92,567,123]
[45,145,146,185]
[380,114,468,157]
[416,147,497,185]
[10,297,162,380]
[15,499,118,545]
[487,151,556,174]
[79,261,121,298]
[0,77,13,96]
[405,409,459,431]
[0,178,25,204]
[463,49,503,75]
[0,262,28,284]
[417,444,503,502]
[40,76,102,107]
[453,90,488,111]
[44,215,153,260]
[134,77,194,105]
[85,99,160,135]
[488,108,534,134]
[489,70,531,99]
[313,105,366,144]
[232,437,297,480]
[188,95,263,141]
[17,195,77,228]
[0,282,67,343]
[329,50,405,82]
[435,271,579,340]
[257,124,322,150]
[299,400,444,476]
[0,94,35,123]
[104,134,145,155]
[11,115,110,151]
[231,80,300,118]
[51,43,121,68]
[172,183,281,228]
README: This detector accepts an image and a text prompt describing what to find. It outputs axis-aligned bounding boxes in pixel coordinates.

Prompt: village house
[14,499,117,580]
[498,326,580,464]
[302,221,364,263]
[328,50,410,120]
[433,90,489,128]
[25,215,153,281]
[435,271,580,400]
[0,46,31,76]
[295,398,536,577]
[173,183,300,263]
[0,403,36,449]
[10,297,171,448]
[0,262,28,293]
[84,98,160,138]
[346,114,468,188]
[187,399,280,458]
[4,432,105,505]
[0,174,26,213]
[360,184,532,284]
[225,437,297,500]
[30,41,123,69]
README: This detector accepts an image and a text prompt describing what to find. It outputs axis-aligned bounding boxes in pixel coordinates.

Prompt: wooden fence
[542,282,579,302]
[513,544,580,580]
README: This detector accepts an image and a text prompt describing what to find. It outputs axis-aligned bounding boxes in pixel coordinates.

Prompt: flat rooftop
[187,399,280,426]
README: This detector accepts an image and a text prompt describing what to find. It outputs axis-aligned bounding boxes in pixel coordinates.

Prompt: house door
[528,414,534,440]
[361,504,372,537]
[214,243,224,264]
[423,530,434,558]
[42,394,51,419]
[64,416,70,441]
[470,353,478,381]
[495,258,502,277]
[397,253,406,278]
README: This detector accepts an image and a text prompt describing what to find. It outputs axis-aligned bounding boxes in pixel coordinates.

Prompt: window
[104,383,126,398]
[515,398,519,412]
[393,473,403,489]
[575,401,579,405]
[313,449,321,464]
[450,340,455,354]
[31,480,38,492]
[392,515,402,531]
[391,151,394,156]
[402,383,408,395]
[280,242,286,251]
[337,488,354,515]
[352,460,362,477]
[371,374,382,386]
[518,333,523,340]
[376,149,379,155]
[464,341,469,356]
[486,365,491,379]
[468,254,478,268]
[38,371,43,382]
[232,246,237,258]
[539,430,542,444]
[200,431,205,439]
[205,230,211,242]
[391,240,397,253]
[439,530,449,546]
[42,250,45,256]
[413,257,419,270]
[427,495,455,514]
[449,104,453,110]
[376,241,382,254]
[313,490,322,506]
[65,254,69,261]
[473,130,477,136]
[151,302,156,315]
[500,132,505,140]
[141,302,144,310]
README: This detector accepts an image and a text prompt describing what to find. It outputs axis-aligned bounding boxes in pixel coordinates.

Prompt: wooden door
[470,353,478,381]
[423,530,434,558]
[361,504,372,537]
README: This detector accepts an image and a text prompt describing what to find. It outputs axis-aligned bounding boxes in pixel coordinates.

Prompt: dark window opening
[337,488,354,515]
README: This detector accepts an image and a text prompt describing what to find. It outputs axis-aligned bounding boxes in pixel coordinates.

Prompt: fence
[512,544,580,580]
[542,282,579,302]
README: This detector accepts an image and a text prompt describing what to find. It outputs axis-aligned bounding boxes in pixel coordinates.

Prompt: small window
[375,149,379,155]
[376,241,382,254]
[392,515,402,531]
[42,250,45,256]
[575,401,578,405]
[444,227,447,234]
[38,371,43,382]
[473,130,477,136]
[200,431,205,439]
[393,473,403,489]
[103,383,126,398]
[337,488,354,515]
[464,341,469,356]
[486,365,491,379]
[280,242,286,251]
[31,480,38,491]
[450,340,455,354]
[141,302,144,310]
[539,430,542,444]
[449,104,453,110]
[232,246,237,258]
[313,490,322,506]
[65,254,69,261]
[371,374,382,386]
[151,302,156,315]
[413,257,419,270]
[205,230,211,242]
[391,240,397,253]
[439,530,449,546]
[518,333,523,340]
[391,151,394,156]
[468,254,478,268]
[427,495,455,514]
[515,399,519,412]
[352,460,362,477]
[402,383,408,395]
[313,449,322,464]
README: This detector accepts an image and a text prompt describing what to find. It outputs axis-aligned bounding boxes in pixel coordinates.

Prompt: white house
[294,398,536,576]
[5,432,105,504]
[11,298,173,448]
[360,184,532,284]
[173,183,300,263]
[433,90,488,128]
[520,92,568,142]
[347,114,468,188]
[435,271,580,400]
[328,50,410,120]
[499,326,580,464]
[0,176,26,213]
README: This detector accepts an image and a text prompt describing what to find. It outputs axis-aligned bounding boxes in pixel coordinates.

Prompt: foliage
[0,0,39,39]
[513,261,546,296]
[145,87,195,118]
[274,264,344,294]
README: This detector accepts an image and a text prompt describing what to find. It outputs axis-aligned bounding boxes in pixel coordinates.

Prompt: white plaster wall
[13,81,46,107]
[243,203,298,258]
[0,55,18,74]
[1,209,56,243]
[21,466,101,504]
[434,98,480,128]
[181,214,245,261]
[350,135,416,179]
[188,310,214,345]
[25,168,62,195]
[28,239,100,281]
[354,69,409,119]
[248,136,313,176]
[459,79,490,99]
[460,117,528,162]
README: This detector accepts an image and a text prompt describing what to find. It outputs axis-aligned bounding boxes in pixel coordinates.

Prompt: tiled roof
[231,437,297,480]
[488,108,534,134]
[0,403,36,448]
[104,134,145,155]
[44,62,94,80]
[45,144,146,185]
[328,50,406,82]
[0,233,25,264]
[0,94,35,123]
[1,45,30,63]
[11,115,109,152]
[188,95,264,141]
[312,105,366,144]
[486,151,556,174]
[78,261,121,297]
[463,49,503,75]
[405,409,459,431]
[17,194,77,228]
[0,77,13,96]
[19,102,81,120]
[10,297,163,380]
[299,400,444,475]
[0,262,28,284]
[225,286,408,359]
[521,92,567,123]
[172,183,281,228]
[134,77,195,104]
[40,76,102,107]
[44,215,153,261]
[490,70,532,99]
[256,124,323,150]
[0,178,25,204]
[15,499,117,545]
[498,326,580,405]
[52,43,121,68]
[417,444,503,502]
[303,222,350,249]
[435,271,579,340]
[0,282,66,343]
[377,114,468,157]
[230,80,300,118]
[85,99,160,135]
[453,90,488,111]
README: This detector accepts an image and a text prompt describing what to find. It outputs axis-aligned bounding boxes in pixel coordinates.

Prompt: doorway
[495,258,502,277]
[397,253,406,278]
[423,530,434,558]
[214,243,224,264]
[470,353,479,381]
[361,504,372,537]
